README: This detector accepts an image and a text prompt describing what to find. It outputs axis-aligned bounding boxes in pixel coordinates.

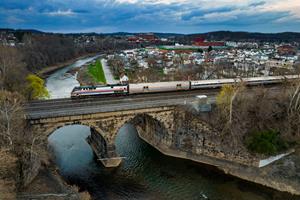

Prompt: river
[46,56,298,200]
[46,55,100,98]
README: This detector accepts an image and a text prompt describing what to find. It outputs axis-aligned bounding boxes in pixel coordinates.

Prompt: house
[120,74,129,84]
[277,45,297,56]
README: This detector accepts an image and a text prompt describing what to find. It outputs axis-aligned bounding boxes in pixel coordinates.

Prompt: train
[71,75,299,98]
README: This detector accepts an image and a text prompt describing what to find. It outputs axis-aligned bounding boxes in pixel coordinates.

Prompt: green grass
[88,60,106,84]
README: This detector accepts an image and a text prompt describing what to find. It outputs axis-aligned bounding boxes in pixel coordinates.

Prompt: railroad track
[26,85,282,109]
[25,89,220,110]
[25,85,284,119]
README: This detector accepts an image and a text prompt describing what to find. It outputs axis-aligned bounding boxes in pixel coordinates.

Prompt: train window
[177,84,182,87]
[143,86,149,89]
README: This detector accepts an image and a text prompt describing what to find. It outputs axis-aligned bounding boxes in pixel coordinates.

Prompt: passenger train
[71,75,299,98]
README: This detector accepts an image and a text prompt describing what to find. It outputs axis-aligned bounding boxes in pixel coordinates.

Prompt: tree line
[0,44,50,198]
[16,33,138,72]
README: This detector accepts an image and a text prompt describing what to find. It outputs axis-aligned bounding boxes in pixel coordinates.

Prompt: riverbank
[38,53,101,78]
[136,127,300,196]
[77,58,118,86]
[77,62,99,86]
[18,161,91,200]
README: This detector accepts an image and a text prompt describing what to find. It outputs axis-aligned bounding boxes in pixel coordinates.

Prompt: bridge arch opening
[47,124,106,176]
[113,113,173,163]
[47,125,93,175]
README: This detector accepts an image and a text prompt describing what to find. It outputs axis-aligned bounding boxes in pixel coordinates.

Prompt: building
[277,45,297,56]
[127,33,160,43]
[137,33,158,42]
[193,37,225,48]
[120,74,129,84]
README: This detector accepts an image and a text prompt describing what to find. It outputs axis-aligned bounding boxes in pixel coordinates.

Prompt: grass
[88,60,106,84]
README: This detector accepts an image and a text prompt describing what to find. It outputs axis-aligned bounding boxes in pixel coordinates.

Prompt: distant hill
[189,31,300,42]
[0,28,44,34]
[1,28,300,42]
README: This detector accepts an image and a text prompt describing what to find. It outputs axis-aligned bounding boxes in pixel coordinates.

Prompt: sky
[0,0,300,33]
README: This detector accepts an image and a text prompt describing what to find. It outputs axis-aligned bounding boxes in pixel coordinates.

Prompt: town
[106,34,300,83]
[1,29,300,84]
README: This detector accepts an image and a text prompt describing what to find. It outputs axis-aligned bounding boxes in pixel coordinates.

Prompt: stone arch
[110,111,175,149]
[131,113,174,147]
[31,120,120,167]
[28,106,177,168]
[49,122,96,137]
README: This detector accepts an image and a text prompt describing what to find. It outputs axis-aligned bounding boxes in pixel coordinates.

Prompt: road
[101,59,118,84]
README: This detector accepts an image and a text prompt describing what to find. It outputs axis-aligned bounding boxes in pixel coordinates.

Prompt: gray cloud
[0,0,299,33]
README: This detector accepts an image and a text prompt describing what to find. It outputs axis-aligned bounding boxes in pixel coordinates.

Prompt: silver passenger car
[190,78,235,89]
[129,81,190,94]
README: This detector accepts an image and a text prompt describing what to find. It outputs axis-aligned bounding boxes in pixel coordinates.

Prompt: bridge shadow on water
[48,124,299,200]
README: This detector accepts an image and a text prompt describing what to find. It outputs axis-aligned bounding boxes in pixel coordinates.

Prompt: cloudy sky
[1,0,300,33]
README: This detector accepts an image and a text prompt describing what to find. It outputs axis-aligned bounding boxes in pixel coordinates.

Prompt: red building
[127,36,140,43]
[277,45,297,56]
[127,33,159,43]
[137,33,159,42]
[193,37,225,47]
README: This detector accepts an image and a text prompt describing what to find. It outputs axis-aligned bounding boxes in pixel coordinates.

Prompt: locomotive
[71,75,299,98]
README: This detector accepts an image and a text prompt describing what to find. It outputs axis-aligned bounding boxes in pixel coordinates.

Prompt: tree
[216,83,244,124]
[215,82,245,148]
[0,89,49,188]
[0,45,27,91]
[25,74,49,100]
[0,91,24,148]
[287,80,300,139]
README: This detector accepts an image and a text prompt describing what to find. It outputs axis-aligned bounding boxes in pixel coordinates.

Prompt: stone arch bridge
[29,106,178,167]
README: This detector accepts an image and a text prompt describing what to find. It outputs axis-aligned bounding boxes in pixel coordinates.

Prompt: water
[46,55,100,99]
[46,56,299,200]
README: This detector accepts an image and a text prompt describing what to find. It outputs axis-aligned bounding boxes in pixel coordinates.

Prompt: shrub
[25,74,49,100]
[246,130,289,155]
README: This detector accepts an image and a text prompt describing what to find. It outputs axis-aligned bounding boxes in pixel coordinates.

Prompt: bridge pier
[87,128,122,168]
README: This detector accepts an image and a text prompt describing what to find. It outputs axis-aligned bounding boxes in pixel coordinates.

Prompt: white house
[120,74,129,84]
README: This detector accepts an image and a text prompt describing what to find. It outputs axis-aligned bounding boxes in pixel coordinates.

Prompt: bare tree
[0,90,47,188]
[287,80,300,139]
[0,91,24,148]
[0,45,27,91]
